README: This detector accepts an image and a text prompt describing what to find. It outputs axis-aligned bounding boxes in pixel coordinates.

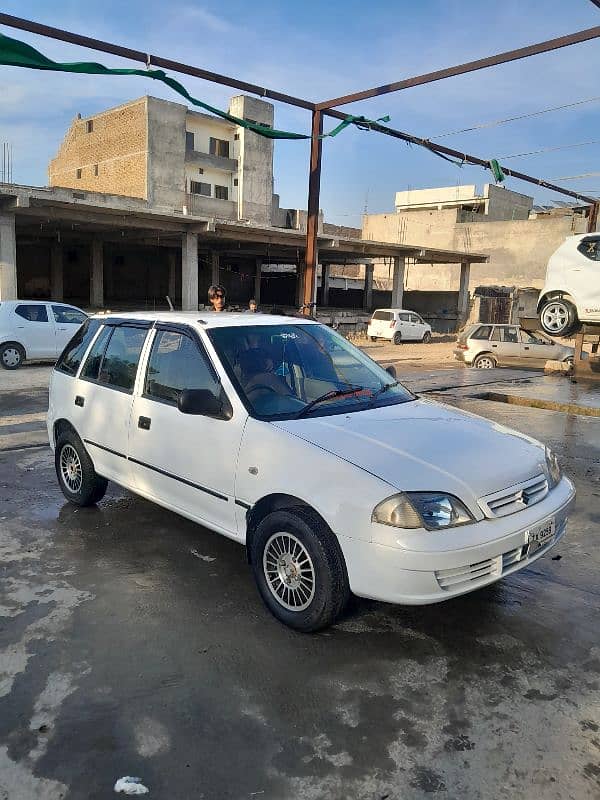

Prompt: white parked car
[0,300,87,369]
[538,233,600,336]
[48,312,575,631]
[368,308,432,344]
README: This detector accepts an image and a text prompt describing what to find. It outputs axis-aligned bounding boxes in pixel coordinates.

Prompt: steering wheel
[246,384,281,400]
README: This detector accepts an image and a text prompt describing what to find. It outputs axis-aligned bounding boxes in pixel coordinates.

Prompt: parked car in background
[368,308,432,344]
[48,312,574,631]
[538,233,600,336]
[0,300,87,369]
[454,323,574,369]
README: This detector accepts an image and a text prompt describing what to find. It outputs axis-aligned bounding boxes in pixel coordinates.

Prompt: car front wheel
[393,331,402,345]
[540,298,578,336]
[250,508,349,632]
[0,342,25,370]
[55,432,108,506]
[473,353,496,369]
[422,331,432,343]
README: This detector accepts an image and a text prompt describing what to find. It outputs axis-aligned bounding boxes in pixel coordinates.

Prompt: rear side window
[98,326,147,393]
[145,330,219,404]
[399,313,410,322]
[81,326,112,381]
[471,325,492,340]
[15,304,48,322]
[55,318,101,376]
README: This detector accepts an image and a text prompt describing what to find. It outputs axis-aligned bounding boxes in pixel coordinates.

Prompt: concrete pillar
[458,260,471,323]
[391,256,405,308]
[254,258,262,304]
[321,263,330,306]
[363,263,374,312]
[90,239,104,308]
[0,212,17,301]
[182,232,199,311]
[50,243,63,301]
[167,250,177,304]
[210,250,220,286]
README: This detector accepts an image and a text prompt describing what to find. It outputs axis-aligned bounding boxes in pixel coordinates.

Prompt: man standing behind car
[208,285,227,312]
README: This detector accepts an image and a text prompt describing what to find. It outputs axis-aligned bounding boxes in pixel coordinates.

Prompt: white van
[367,308,432,344]
[538,233,600,336]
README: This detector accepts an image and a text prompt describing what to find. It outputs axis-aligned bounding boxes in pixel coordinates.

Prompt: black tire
[370,336,377,342]
[250,508,350,632]
[0,342,25,370]
[55,431,108,506]
[422,331,432,344]
[539,297,578,337]
[472,353,497,369]
[393,331,402,345]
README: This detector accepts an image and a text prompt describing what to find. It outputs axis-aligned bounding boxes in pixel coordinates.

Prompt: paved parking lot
[1,355,599,799]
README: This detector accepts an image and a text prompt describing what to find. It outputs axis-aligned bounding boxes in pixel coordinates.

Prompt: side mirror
[178,388,224,417]
[385,365,397,379]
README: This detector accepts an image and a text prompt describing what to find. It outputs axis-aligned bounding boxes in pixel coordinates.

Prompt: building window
[190,181,211,197]
[209,137,230,158]
[94,164,99,176]
[234,133,240,141]
[185,131,195,151]
[76,169,82,179]
[86,120,93,134]
[198,168,204,175]
[233,178,238,186]
[215,185,228,201]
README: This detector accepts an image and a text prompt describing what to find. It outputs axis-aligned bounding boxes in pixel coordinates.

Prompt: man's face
[249,301,257,312]
[211,291,225,311]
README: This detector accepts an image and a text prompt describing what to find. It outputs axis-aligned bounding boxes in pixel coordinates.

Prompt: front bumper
[339,477,575,605]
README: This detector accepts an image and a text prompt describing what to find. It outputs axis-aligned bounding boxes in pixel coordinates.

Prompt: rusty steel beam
[316,26,600,109]
[588,202,599,232]
[302,110,323,314]
[0,12,315,110]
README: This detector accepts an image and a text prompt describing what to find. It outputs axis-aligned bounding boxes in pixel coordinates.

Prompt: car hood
[272,399,547,506]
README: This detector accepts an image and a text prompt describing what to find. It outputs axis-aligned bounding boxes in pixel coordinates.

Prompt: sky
[1,0,599,225]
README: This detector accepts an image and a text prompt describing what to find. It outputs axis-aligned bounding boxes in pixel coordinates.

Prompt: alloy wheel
[475,356,495,369]
[263,532,316,611]
[59,444,83,493]
[541,301,570,334]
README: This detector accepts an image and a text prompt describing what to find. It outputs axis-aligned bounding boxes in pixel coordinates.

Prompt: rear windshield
[372,310,393,321]
[55,318,101,376]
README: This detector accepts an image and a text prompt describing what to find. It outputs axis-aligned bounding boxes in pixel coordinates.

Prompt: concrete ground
[1,344,600,799]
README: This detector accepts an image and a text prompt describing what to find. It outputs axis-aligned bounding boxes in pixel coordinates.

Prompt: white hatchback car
[0,300,87,369]
[538,233,600,336]
[48,312,575,631]
[368,308,432,344]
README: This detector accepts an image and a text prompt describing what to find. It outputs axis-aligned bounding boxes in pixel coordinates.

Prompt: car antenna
[166,295,174,312]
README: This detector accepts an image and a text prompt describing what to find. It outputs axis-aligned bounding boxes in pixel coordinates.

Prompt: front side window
[577,236,600,261]
[209,323,414,421]
[399,313,410,322]
[55,318,101,376]
[145,330,220,404]
[51,305,87,325]
[520,330,551,345]
[81,325,146,392]
[15,304,48,323]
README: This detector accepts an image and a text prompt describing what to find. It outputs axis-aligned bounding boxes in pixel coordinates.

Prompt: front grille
[480,474,549,518]
[435,517,567,592]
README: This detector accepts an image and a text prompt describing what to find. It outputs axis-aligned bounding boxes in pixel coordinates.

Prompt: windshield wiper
[367,380,400,407]
[296,386,366,418]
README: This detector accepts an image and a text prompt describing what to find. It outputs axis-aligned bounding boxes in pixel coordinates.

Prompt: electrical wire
[498,139,600,159]
[429,96,600,139]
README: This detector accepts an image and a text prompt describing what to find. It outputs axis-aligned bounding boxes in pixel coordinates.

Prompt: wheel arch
[53,418,80,448]
[537,290,575,313]
[473,351,496,366]
[0,340,26,356]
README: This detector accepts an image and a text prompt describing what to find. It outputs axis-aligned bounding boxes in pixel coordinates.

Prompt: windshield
[208,323,415,420]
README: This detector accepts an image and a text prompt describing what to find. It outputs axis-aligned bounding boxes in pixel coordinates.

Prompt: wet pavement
[1,369,600,799]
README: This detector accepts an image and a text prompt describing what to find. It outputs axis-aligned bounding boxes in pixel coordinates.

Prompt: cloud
[174,5,233,33]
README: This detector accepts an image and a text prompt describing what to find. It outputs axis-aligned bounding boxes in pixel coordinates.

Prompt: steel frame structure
[0,11,598,312]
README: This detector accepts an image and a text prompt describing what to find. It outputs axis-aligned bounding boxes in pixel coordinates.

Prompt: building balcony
[185,193,237,220]
[184,148,238,172]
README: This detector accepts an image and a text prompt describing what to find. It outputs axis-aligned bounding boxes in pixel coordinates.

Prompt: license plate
[527,517,556,556]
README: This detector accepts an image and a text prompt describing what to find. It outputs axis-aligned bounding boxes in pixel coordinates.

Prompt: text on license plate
[527,517,555,555]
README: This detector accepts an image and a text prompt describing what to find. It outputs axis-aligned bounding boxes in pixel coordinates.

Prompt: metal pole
[588,202,599,232]
[317,25,600,109]
[302,110,323,315]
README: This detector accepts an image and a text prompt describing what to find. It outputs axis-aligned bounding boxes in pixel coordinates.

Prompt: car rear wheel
[0,342,25,370]
[55,432,108,506]
[473,353,496,369]
[422,331,432,343]
[250,508,349,632]
[369,336,377,342]
[540,298,578,336]
[393,331,402,345]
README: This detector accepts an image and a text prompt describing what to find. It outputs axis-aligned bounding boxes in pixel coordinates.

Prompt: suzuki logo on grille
[515,490,528,507]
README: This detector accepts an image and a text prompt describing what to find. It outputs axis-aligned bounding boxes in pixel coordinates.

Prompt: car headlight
[372,492,474,530]
[545,447,561,489]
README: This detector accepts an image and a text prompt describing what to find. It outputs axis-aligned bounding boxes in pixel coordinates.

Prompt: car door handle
[75,395,85,407]
[138,416,151,430]
[492,344,498,347]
